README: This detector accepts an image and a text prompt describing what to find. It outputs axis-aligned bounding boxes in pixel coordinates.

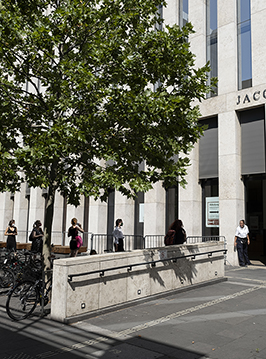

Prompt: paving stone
[92,342,163,358]
[1,266,266,358]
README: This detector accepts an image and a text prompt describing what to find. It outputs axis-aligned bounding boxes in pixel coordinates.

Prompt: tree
[0,0,215,269]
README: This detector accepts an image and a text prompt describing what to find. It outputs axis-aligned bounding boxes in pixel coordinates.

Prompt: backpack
[29,229,34,242]
[164,230,175,246]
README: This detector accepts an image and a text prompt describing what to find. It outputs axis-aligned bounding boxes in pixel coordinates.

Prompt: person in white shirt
[234,219,251,267]
[112,218,124,252]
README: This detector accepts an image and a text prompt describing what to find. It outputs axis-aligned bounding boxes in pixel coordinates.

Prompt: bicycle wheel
[0,267,15,288]
[6,281,39,321]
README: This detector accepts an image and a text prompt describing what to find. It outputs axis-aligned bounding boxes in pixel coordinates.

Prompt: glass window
[206,0,218,97]
[237,0,252,89]
[238,107,265,175]
[239,0,251,22]
[180,0,188,28]
[165,185,178,232]
[155,4,163,31]
[154,5,163,91]
[199,117,218,179]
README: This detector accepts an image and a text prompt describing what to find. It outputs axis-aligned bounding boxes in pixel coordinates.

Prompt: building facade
[176,0,266,266]
[1,0,266,266]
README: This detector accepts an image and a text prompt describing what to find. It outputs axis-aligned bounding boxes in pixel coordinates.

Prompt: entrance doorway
[245,175,266,260]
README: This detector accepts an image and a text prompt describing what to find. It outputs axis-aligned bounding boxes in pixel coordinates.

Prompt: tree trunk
[43,161,58,271]
[43,185,56,271]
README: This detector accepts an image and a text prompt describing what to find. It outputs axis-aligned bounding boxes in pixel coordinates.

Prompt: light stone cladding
[51,241,225,322]
[183,0,266,265]
[1,1,266,267]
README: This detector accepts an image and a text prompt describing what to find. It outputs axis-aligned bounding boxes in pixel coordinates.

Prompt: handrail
[67,248,227,282]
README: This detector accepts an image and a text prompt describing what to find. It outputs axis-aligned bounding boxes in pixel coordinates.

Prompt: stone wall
[51,241,225,322]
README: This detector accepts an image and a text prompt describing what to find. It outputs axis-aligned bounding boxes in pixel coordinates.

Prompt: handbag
[164,230,175,246]
[75,235,83,248]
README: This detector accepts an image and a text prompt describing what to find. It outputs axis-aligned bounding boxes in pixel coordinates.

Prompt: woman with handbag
[234,219,251,267]
[68,218,84,257]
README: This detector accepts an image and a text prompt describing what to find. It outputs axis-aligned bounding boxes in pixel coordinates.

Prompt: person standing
[113,219,124,252]
[234,219,251,267]
[68,218,84,257]
[4,219,17,251]
[30,220,44,254]
[168,219,187,245]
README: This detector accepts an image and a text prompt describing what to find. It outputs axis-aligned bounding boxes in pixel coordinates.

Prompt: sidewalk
[1,264,266,358]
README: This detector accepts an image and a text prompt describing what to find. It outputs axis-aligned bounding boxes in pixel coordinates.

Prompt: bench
[51,245,88,254]
[0,242,87,254]
[0,242,31,250]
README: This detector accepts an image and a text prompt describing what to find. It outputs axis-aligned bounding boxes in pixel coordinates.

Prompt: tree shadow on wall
[142,245,199,288]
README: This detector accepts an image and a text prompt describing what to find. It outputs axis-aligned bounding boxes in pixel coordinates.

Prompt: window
[155,4,163,31]
[165,185,178,232]
[239,107,265,175]
[154,4,163,91]
[179,0,188,28]
[237,0,252,89]
[134,162,144,247]
[206,0,218,97]
[199,117,218,179]
[107,188,115,250]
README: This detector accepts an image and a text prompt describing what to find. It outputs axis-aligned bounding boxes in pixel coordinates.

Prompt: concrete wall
[51,241,225,322]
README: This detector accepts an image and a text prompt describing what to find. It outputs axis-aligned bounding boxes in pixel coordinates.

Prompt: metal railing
[186,236,227,264]
[90,234,144,254]
[144,235,165,248]
[186,236,224,244]
[1,230,227,258]
[68,248,227,282]
[143,235,225,248]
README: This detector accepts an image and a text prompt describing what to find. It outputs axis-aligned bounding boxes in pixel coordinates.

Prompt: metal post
[90,233,93,253]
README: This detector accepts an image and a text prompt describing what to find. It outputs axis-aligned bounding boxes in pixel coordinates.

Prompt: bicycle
[0,251,16,290]
[0,250,41,290]
[0,266,15,289]
[6,272,52,321]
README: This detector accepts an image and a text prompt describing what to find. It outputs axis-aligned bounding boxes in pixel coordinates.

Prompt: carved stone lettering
[243,94,251,104]
[253,91,260,101]
[237,89,266,105]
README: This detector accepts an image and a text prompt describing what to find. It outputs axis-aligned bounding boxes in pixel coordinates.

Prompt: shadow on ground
[0,307,207,359]
[249,255,266,266]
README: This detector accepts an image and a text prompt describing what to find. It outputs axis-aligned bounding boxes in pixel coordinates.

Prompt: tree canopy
[0,0,215,268]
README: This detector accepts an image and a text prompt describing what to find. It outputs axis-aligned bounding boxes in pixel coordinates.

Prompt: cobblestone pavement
[1,264,266,358]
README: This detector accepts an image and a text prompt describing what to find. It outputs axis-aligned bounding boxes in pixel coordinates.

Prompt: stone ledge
[51,242,225,322]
